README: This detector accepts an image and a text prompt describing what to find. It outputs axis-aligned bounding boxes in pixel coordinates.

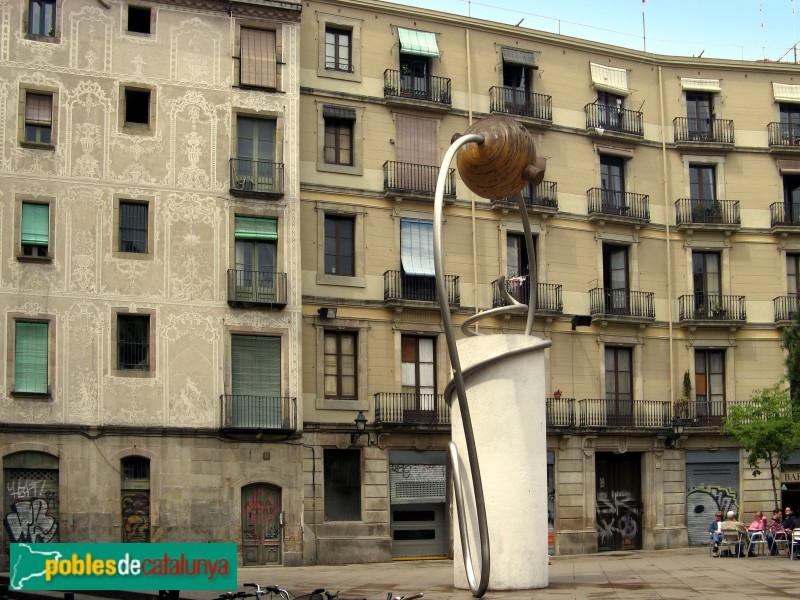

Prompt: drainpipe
[658,66,675,407]
[466,28,479,328]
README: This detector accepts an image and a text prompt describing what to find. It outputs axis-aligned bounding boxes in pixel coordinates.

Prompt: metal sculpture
[433,115,551,597]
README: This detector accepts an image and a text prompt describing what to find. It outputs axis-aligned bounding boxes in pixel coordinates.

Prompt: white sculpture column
[451,334,549,591]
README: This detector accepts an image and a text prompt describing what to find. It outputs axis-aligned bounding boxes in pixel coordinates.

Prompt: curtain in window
[231,335,281,428]
[25,93,52,126]
[15,322,48,393]
[21,203,49,246]
[395,114,437,166]
[400,218,434,276]
[240,28,277,88]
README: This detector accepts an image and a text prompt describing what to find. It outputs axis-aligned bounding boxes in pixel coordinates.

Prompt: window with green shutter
[21,202,49,258]
[15,321,49,394]
[231,335,281,428]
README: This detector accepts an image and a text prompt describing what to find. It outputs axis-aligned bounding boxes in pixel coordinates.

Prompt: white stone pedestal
[452,334,548,591]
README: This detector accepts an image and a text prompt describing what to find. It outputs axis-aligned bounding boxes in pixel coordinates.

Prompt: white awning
[398,28,440,58]
[400,219,435,276]
[502,47,537,68]
[680,77,721,92]
[774,83,800,103]
[590,63,629,96]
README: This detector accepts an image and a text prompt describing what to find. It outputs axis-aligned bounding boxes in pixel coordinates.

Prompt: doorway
[595,452,642,551]
[241,483,282,565]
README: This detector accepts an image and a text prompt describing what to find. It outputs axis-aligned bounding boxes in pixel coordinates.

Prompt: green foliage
[722,382,800,507]
[783,311,800,410]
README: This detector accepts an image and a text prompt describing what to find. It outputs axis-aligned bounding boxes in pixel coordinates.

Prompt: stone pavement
[7,548,800,600]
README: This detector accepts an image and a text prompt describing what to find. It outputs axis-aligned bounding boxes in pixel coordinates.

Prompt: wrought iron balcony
[230,159,284,198]
[770,202,800,228]
[221,395,297,431]
[774,295,798,323]
[227,269,287,308]
[489,86,552,123]
[383,69,451,106]
[492,180,558,212]
[768,122,800,148]
[675,198,740,228]
[673,117,734,145]
[384,270,459,306]
[681,399,791,427]
[374,392,449,427]
[587,189,650,221]
[678,294,746,323]
[589,288,655,320]
[546,397,575,427]
[585,103,643,137]
[579,399,671,428]
[383,161,455,200]
[491,279,563,313]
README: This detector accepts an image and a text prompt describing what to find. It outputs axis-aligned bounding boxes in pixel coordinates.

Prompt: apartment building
[299,0,800,561]
[0,0,304,568]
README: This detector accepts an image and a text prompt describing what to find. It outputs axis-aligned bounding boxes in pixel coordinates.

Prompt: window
[600,155,625,212]
[124,88,150,127]
[234,216,278,303]
[324,110,354,166]
[788,254,800,297]
[692,251,721,314]
[14,321,49,395]
[784,174,800,224]
[117,314,150,371]
[689,164,716,202]
[127,5,151,35]
[29,0,56,37]
[119,201,148,254]
[502,56,532,110]
[596,91,624,130]
[506,232,535,304]
[395,114,439,192]
[20,202,49,258]
[324,331,356,399]
[602,244,629,314]
[235,116,277,192]
[324,215,354,276]
[325,27,351,72]
[401,336,436,414]
[397,28,439,101]
[324,449,361,521]
[686,92,714,140]
[695,349,726,420]
[24,93,53,145]
[400,218,436,301]
[239,27,277,89]
[121,456,150,543]
[231,334,281,428]
[605,347,632,425]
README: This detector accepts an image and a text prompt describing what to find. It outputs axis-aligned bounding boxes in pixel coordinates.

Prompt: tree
[722,382,800,509]
[783,311,800,411]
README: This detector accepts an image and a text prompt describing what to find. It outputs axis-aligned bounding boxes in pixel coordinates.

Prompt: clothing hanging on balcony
[397,28,440,57]
[400,218,435,276]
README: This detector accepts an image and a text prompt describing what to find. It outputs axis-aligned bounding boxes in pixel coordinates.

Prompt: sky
[383,0,800,62]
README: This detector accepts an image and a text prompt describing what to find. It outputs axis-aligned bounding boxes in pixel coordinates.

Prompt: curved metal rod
[515,191,538,336]
[433,133,489,597]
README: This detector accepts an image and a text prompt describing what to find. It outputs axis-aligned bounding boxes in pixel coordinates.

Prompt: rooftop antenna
[642,0,647,53]
[761,2,765,60]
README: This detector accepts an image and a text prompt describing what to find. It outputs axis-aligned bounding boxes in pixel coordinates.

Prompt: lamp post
[665,417,685,448]
[351,410,375,446]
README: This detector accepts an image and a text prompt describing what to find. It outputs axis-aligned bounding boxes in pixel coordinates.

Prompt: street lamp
[351,411,376,446]
[665,417,685,448]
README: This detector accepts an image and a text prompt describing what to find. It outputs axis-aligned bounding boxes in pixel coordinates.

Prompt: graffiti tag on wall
[5,499,58,543]
[596,489,640,549]
[122,493,150,543]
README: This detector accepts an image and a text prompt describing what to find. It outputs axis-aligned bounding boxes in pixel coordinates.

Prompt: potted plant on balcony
[675,370,692,419]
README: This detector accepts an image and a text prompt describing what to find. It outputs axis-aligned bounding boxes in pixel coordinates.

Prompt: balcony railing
[491,279,563,313]
[221,395,297,431]
[230,159,284,198]
[589,288,655,319]
[673,117,734,145]
[383,161,456,198]
[768,122,800,147]
[494,180,558,211]
[579,399,671,428]
[384,270,460,305]
[489,86,552,122]
[774,295,798,322]
[682,399,791,427]
[678,294,747,322]
[770,202,800,227]
[227,269,287,307]
[383,69,451,105]
[585,103,643,137]
[374,392,449,426]
[546,397,575,427]
[675,198,740,226]
[587,189,650,220]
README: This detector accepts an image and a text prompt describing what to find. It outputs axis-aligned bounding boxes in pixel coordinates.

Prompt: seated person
[709,511,724,556]
[769,508,786,556]
[720,510,747,556]
[746,511,767,556]
[785,506,799,558]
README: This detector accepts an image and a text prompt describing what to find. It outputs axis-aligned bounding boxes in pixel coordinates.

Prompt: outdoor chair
[719,531,744,557]
[770,530,789,556]
[791,530,800,560]
[746,530,768,557]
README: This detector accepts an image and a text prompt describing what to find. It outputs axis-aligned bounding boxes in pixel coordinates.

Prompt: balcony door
[602,244,629,314]
[596,91,624,130]
[686,92,713,140]
[692,251,721,317]
[780,103,800,144]
[788,254,800,320]
[231,335,281,428]
[236,117,276,191]
[783,174,800,224]
[600,155,625,213]
[695,350,726,425]
[507,233,535,304]
[605,347,633,426]
[401,336,436,422]
[234,216,277,303]
[400,54,429,100]
[502,60,532,112]
[395,114,438,193]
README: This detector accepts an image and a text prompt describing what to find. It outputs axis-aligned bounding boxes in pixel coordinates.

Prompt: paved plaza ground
[7,547,800,600]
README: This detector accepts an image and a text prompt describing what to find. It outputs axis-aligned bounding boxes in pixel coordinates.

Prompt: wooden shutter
[240,28,277,88]
[395,114,438,166]
[15,322,48,393]
[21,203,49,246]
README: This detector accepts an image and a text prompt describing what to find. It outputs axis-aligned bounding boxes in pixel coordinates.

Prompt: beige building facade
[0,0,305,568]
[299,0,800,562]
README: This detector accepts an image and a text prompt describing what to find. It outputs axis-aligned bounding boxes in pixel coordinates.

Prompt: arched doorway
[241,483,282,565]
